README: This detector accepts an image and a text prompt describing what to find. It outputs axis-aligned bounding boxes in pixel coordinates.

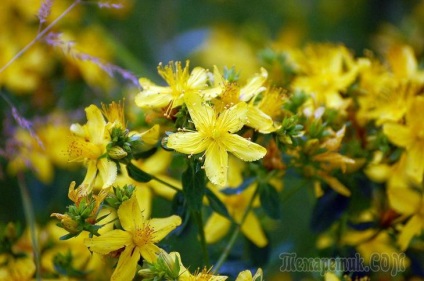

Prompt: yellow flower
[180,267,228,281]
[206,66,274,133]
[235,268,263,281]
[84,194,181,281]
[388,186,424,250]
[167,93,267,186]
[68,104,117,190]
[0,254,35,281]
[383,96,424,184]
[135,61,209,117]
[292,44,366,110]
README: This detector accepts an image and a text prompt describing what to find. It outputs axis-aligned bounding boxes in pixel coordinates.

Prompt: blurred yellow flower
[167,93,267,186]
[388,186,423,250]
[235,268,263,281]
[383,96,424,184]
[0,254,35,281]
[85,194,181,281]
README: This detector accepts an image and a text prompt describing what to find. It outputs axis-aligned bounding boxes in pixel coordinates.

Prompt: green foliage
[104,184,136,209]
[126,162,153,182]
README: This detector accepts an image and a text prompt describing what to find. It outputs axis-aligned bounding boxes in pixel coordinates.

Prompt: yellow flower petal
[216,102,247,133]
[398,215,423,251]
[98,158,117,188]
[406,143,424,184]
[241,212,268,247]
[118,195,145,232]
[187,67,208,88]
[185,92,215,132]
[204,213,231,244]
[139,243,161,264]
[383,123,412,148]
[388,187,420,215]
[136,78,173,108]
[223,134,267,162]
[149,215,182,242]
[84,229,132,255]
[239,67,267,102]
[85,104,106,144]
[135,186,152,219]
[205,142,228,186]
[246,106,274,133]
[111,246,140,281]
[167,132,210,155]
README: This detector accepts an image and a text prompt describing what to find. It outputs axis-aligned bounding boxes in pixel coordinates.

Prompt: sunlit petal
[118,195,145,232]
[167,132,209,154]
[111,246,140,281]
[216,102,247,133]
[223,134,267,162]
[85,105,106,144]
[149,215,182,242]
[84,230,132,255]
[205,142,228,186]
[388,187,420,215]
[139,243,161,264]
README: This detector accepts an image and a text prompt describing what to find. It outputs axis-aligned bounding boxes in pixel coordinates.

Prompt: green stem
[0,0,81,74]
[193,210,209,266]
[212,183,260,274]
[150,174,180,192]
[17,173,41,281]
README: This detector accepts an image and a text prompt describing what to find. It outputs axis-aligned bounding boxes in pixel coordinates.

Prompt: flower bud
[108,146,128,160]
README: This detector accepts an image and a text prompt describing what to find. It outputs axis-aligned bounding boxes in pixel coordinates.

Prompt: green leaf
[182,160,205,212]
[259,182,281,219]
[126,162,152,182]
[205,188,231,220]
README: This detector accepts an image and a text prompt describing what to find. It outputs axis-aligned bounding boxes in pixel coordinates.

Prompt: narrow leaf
[126,162,152,182]
[205,188,231,220]
[182,160,205,212]
[259,182,281,219]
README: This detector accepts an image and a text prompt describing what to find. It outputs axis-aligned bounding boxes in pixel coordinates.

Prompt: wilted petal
[149,215,182,242]
[84,229,132,255]
[111,246,140,281]
[204,213,231,244]
[204,142,228,186]
[167,132,209,154]
[223,134,267,162]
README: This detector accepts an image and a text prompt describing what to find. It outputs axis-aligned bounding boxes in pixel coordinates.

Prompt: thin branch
[0,0,81,74]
